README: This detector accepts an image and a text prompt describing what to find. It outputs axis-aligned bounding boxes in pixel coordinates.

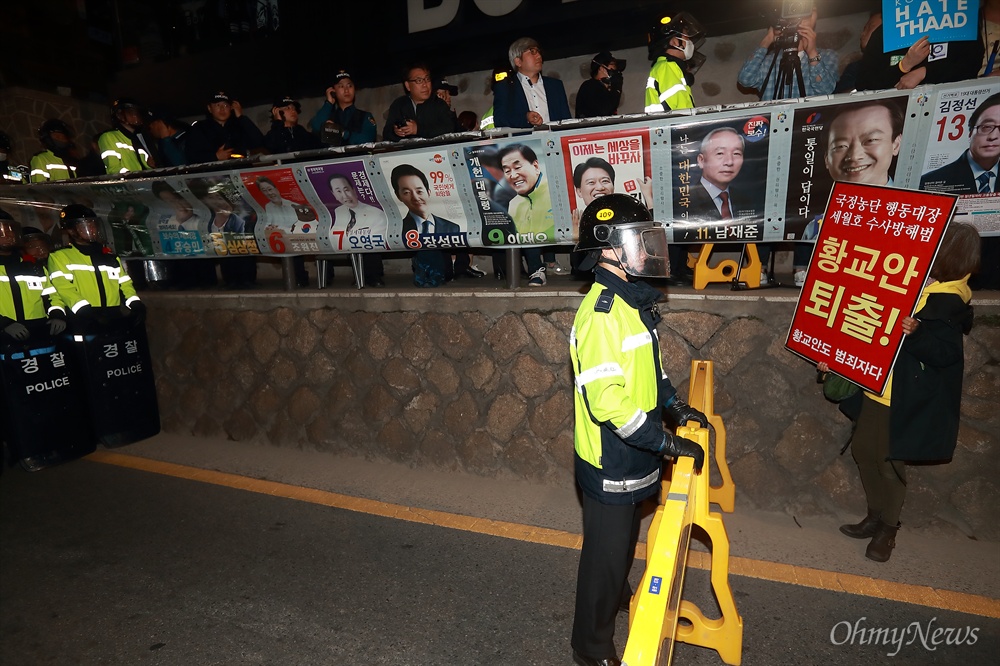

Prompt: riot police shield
[73,315,160,447]
[0,332,96,471]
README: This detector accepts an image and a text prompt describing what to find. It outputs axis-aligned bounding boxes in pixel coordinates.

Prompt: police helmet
[0,211,21,249]
[59,204,98,230]
[575,193,671,277]
[648,12,706,60]
[112,97,148,125]
[38,119,74,143]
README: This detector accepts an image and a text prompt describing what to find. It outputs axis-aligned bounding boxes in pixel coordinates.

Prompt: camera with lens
[768,0,812,51]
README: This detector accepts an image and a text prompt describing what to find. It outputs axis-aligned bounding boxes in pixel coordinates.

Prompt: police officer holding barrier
[568,194,707,666]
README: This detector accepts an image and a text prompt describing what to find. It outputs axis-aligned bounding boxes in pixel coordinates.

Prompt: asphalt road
[1,459,997,666]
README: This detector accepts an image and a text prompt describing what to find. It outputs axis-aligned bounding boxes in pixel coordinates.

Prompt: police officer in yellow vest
[644,12,705,113]
[98,98,154,174]
[0,209,67,341]
[47,205,144,330]
[569,194,707,666]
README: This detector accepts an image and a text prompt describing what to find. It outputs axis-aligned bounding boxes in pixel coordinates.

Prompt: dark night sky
[1,0,877,115]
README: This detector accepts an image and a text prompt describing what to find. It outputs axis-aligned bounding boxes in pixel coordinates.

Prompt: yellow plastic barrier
[691,243,764,290]
[622,360,744,666]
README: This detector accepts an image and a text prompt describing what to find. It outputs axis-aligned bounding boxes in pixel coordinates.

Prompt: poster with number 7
[785,182,957,394]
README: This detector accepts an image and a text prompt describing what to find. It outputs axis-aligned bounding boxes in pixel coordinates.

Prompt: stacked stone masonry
[146,293,1000,542]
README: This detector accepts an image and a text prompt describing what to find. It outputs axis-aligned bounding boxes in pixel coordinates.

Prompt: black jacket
[842,291,973,461]
[185,115,266,165]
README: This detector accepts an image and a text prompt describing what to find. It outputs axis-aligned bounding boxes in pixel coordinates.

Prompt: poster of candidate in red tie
[785,182,958,394]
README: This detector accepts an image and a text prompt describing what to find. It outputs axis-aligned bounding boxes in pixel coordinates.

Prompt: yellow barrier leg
[692,244,738,290]
[623,359,743,666]
[686,361,735,513]
[673,462,744,665]
[622,433,701,666]
[691,243,764,290]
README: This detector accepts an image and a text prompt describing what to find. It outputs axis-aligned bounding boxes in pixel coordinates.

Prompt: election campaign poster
[785,182,958,394]
[239,167,320,255]
[881,0,979,52]
[463,139,557,248]
[918,86,1000,234]
[88,182,154,257]
[671,114,770,244]
[560,128,651,242]
[143,178,206,257]
[303,160,390,253]
[180,174,260,257]
[785,96,910,241]
[379,149,471,252]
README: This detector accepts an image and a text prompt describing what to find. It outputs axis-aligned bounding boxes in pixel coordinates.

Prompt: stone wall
[145,290,1000,541]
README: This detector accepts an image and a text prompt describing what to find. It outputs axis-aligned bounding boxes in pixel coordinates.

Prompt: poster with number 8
[377,150,471,251]
[918,86,1000,234]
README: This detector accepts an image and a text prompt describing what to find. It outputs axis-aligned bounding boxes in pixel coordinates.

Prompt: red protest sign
[785,182,958,394]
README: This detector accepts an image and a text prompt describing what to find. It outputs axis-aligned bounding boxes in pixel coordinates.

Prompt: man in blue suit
[493,37,572,279]
[493,37,571,129]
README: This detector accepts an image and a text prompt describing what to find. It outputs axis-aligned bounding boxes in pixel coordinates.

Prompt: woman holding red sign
[819,223,981,563]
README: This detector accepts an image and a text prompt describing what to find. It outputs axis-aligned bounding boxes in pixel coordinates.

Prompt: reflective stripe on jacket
[645,56,693,113]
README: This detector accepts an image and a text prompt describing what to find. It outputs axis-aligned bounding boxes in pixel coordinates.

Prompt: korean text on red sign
[785,182,958,394]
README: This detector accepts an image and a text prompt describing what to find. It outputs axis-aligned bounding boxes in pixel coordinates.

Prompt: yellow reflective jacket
[0,255,64,325]
[645,56,693,113]
[570,269,678,504]
[47,244,139,314]
[98,129,152,174]
[29,150,77,183]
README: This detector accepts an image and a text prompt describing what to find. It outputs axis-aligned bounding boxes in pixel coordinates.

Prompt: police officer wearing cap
[184,91,266,165]
[0,209,67,342]
[307,70,377,146]
[47,204,144,331]
[576,51,626,119]
[569,194,708,666]
[264,95,321,154]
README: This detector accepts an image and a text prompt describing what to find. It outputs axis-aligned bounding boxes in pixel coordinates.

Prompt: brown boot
[865,521,900,562]
[839,509,881,539]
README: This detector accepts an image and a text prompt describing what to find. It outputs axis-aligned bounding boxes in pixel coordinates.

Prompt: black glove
[659,432,704,472]
[47,317,67,336]
[128,301,147,324]
[3,321,30,341]
[664,397,708,428]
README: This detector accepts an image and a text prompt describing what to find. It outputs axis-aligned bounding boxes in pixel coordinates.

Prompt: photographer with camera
[576,51,626,119]
[737,5,837,101]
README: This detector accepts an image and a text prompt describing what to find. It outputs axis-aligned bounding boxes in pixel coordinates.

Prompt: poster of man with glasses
[919,89,1000,233]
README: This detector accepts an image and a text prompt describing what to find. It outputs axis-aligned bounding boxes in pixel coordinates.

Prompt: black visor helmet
[575,193,671,277]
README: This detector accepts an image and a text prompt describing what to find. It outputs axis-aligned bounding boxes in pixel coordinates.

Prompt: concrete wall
[235,12,871,142]
[144,290,1000,541]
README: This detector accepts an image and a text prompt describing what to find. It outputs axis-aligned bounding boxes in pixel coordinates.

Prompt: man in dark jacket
[184,91,266,164]
[576,51,626,119]
[382,63,461,142]
[308,69,378,145]
[493,37,571,128]
[264,95,321,154]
